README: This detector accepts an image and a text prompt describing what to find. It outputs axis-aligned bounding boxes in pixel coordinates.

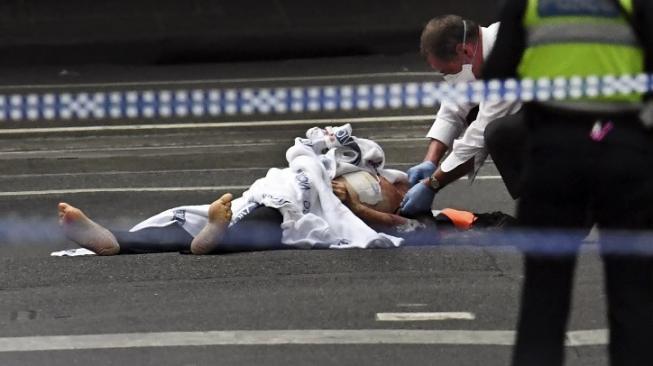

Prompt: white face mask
[443,20,478,84]
[443,63,475,84]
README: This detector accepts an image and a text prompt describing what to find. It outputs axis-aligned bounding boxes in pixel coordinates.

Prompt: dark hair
[420,15,479,62]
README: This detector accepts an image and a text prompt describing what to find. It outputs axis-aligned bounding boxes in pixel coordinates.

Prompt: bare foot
[58,202,120,256]
[190,193,233,255]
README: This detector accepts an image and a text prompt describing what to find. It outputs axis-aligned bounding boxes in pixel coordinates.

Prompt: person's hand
[407,161,437,187]
[400,181,436,217]
[331,180,349,203]
[331,180,360,205]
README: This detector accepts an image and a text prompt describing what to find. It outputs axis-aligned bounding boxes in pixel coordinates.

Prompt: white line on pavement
[0,177,503,197]
[0,72,437,90]
[395,303,429,308]
[0,142,282,155]
[0,329,608,352]
[0,186,250,197]
[376,312,476,321]
[470,176,502,180]
[566,329,610,346]
[0,115,436,135]
[3,168,271,179]
[0,136,429,156]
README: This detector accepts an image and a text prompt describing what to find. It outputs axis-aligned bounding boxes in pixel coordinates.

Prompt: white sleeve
[440,100,522,177]
[426,99,476,148]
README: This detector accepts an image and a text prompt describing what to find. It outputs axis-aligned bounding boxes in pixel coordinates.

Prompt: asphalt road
[0,55,610,365]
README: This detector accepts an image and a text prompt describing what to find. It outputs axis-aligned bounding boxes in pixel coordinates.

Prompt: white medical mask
[443,64,475,84]
[443,20,478,84]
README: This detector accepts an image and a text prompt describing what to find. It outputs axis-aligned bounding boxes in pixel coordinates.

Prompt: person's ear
[462,42,475,58]
[455,43,466,57]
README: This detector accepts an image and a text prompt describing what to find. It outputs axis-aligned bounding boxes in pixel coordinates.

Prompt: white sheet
[128,124,405,249]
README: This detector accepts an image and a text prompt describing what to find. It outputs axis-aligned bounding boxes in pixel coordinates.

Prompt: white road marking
[0,177,503,197]
[0,142,283,155]
[0,114,436,135]
[376,312,476,321]
[1,168,498,179]
[0,186,250,197]
[0,72,437,90]
[3,168,270,179]
[1,168,270,179]
[469,176,502,180]
[0,329,608,352]
[395,303,428,308]
[566,329,609,346]
[1,136,430,156]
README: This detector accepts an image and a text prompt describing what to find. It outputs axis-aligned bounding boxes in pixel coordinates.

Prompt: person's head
[420,15,482,82]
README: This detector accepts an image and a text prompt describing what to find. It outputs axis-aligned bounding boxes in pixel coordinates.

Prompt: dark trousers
[114,206,284,254]
[484,110,527,199]
[512,105,653,366]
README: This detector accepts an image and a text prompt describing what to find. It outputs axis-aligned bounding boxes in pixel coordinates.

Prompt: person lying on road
[58,124,513,256]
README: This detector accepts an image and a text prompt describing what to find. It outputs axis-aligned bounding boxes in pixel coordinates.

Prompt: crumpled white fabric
[129,124,405,249]
[50,248,96,257]
[299,123,386,179]
[241,142,402,249]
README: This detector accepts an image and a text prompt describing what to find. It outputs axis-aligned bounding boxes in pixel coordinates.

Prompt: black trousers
[512,104,653,366]
[484,110,527,199]
[113,206,285,254]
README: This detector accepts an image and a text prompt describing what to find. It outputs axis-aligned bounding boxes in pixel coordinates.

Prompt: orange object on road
[440,208,477,230]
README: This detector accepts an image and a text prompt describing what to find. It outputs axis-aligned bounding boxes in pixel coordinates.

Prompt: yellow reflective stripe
[525,0,634,25]
[524,0,539,26]
[518,43,644,78]
[527,22,638,46]
[529,16,629,26]
[519,0,642,103]
[619,0,633,14]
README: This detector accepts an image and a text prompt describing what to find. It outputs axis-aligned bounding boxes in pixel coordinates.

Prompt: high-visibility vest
[518,0,644,102]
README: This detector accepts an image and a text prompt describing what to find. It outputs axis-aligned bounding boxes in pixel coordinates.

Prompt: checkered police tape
[0,74,651,122]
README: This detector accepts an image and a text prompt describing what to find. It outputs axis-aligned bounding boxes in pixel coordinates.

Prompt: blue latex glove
[400,182,436,217]
[407,161,437,187]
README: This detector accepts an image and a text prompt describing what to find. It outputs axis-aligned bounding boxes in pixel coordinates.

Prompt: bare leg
[190,193,233,255]
[58,202,120,256]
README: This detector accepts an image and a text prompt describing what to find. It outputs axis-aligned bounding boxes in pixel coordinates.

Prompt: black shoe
[473,212,517,229]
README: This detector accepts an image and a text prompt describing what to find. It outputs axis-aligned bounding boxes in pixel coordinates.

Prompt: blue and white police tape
[0,74,651,122]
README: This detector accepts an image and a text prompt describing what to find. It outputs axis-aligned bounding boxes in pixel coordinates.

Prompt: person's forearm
[423,139,449,165]
[348,202,407,230]
[433,158,475,187]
